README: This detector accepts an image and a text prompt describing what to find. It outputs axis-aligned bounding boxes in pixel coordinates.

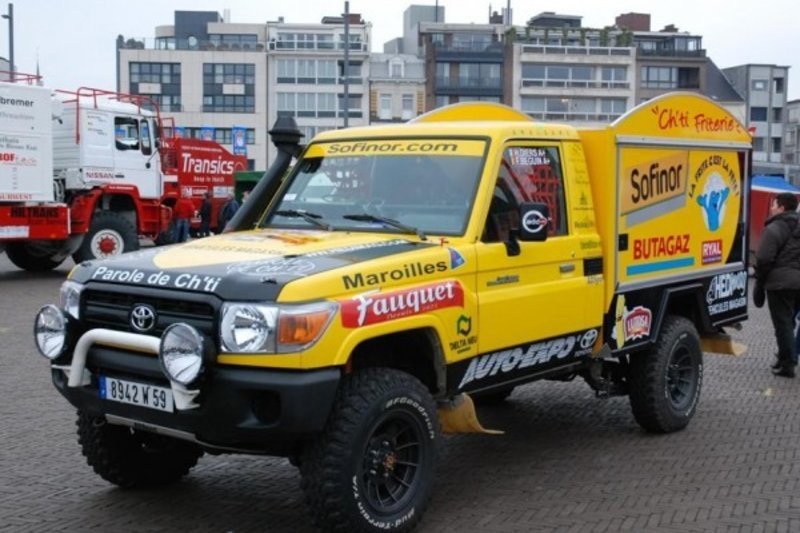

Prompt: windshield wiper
[274,209,332,231]
[342,213,427,241]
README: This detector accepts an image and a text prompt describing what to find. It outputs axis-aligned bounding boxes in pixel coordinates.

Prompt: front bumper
[51,328,340,455]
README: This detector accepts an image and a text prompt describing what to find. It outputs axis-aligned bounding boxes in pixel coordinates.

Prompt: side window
[140,120,152,156]
[483,146,567,242]
[115,117,140,151]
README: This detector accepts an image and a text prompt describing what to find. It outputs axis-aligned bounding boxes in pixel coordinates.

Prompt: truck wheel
[72,211,139,263]
[300,368,440,533]
[628,316,703,433]
[76,411,203,488]
[4,242,65,271]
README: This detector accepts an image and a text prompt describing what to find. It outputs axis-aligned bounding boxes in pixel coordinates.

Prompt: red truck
[0,74,245,270]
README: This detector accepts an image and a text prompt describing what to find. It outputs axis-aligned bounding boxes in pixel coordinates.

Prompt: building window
[401,94,414,120]
[752,137,765,151]
[774,77,785,94]
[434,95,450,108]
[484,146,567,242]
[773,108,783,122]
[390,60,404,78]
[750,107,768,121]
[203,63,256,112]
[772,137,782,153]
[641,66,677,89]
[752,79,768,91]
[600,98,626,115]
[378,94,392,120]
[128,62,181,111]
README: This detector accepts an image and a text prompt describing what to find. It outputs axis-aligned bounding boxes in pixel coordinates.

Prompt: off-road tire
[4,242,64,271]
[628,315,703,433]
[76,411,203,488]
[72,211,139,263]
[300,368,440,533]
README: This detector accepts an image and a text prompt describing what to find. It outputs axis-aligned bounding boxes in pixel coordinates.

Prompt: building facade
[117,11,371,169]
[785,100,800,176]
[510,13,636,126]
[419,22,509,109]
[266,15,371,164]
[369,53,425,123]
[723,64,791,176]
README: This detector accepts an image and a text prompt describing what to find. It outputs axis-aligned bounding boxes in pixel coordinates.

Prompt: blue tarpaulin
[751,175,800,193]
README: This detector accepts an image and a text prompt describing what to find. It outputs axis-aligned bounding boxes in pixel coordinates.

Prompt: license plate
[99,376,174,413]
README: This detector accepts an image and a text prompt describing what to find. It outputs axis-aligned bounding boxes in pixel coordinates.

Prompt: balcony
[520,45,632,57]
[269,40,368,52]
[118,37,267,52]
[637,48,706,58]
[521,79,630,90]
[435,76,502,90]
[524,111,624,123]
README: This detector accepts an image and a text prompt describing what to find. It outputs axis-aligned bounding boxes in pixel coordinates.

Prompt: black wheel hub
[360,415,424,513]
[666,346,696,409]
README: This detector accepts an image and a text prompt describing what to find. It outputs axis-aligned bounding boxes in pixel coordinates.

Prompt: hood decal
[70,232,435,300]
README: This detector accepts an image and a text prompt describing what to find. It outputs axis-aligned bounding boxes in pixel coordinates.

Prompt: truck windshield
[264,139,486,236]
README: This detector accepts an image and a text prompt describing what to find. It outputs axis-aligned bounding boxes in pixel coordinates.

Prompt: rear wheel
[76,411,202,488]
[300,368,440,532]
[628,316,703,433]
[4,242,65,271]
[72,211,139,263]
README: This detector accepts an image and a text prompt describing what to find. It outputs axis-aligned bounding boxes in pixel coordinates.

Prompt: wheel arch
[345,327,447,396]
[653,283,713,341]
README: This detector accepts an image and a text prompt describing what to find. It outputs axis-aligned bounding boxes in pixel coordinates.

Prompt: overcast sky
[3,0,799,100]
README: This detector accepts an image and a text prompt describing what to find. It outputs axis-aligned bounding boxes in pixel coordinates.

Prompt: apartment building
[267,14,371,163]
[510,12,636,126]
[117,10,371,169]
[369,53,425,123]
[723,64,790,175]
[117,11,267,169]
[785,100,800,175]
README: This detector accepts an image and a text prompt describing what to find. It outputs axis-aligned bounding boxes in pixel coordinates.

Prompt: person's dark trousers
[767,289,800,369]
[175,218,190,242]
[199,220,210,238]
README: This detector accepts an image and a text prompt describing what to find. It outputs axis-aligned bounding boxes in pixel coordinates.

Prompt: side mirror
[518,202,549,242]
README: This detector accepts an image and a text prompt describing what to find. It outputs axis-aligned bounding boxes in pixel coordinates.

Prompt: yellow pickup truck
[34,92,751,532]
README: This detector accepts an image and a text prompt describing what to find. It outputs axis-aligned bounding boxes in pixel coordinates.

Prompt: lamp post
[1,3,13,80]
[342,0,350,127]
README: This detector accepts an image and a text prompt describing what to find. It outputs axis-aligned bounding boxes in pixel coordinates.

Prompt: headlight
[220,304,278,353]
[33,305,67,360]
[159,323,204,386]
[220,301,337,354]
[59,280,83,319]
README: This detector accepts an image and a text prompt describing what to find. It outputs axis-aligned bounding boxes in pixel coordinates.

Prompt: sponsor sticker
[702,239,723,264]
[457,328,599,390]
[706,271,747,315]
[611,295,652,348]
[340,281,464,328]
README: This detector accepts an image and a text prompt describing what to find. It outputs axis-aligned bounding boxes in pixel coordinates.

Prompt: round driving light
[34,304,67,360]
[159,323,204,386]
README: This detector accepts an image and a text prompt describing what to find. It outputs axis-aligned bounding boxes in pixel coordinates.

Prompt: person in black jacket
[755,192,800,377]
[199,193,212,237]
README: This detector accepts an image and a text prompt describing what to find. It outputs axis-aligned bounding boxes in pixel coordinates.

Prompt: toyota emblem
[130,304,157,333]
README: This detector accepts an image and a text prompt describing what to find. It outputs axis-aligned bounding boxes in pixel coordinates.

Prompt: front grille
[82,288,217,336]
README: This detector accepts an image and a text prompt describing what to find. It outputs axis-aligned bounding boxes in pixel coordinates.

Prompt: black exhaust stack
[224,116,304,233]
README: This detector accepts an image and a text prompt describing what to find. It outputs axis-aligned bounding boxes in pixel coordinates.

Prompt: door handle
[559,263,575,273]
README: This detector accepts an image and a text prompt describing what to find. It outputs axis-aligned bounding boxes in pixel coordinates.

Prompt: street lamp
[1,3,13,79]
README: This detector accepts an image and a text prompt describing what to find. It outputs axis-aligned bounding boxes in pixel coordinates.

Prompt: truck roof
[54,92,156,117]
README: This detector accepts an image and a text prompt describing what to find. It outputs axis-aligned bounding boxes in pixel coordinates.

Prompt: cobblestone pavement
[1,252,799,532]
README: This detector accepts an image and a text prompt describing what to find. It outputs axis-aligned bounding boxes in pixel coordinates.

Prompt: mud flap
[701,333,747,356]
[437,393,504,435]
